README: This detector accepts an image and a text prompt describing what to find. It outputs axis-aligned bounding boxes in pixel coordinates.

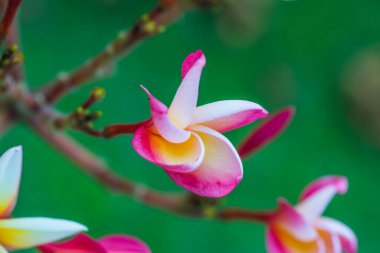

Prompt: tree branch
[41,0,189,104]
[0,0,22,44]
[29,118,274,224]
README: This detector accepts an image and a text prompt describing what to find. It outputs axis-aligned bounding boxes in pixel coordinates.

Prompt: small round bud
[144,21,157,33]
[95,111,103,118]
[92,86,106,101]
[76,106,85,114]
[10,44,18,53]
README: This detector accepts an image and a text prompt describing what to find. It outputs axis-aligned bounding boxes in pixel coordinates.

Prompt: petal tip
[181,50,206,78]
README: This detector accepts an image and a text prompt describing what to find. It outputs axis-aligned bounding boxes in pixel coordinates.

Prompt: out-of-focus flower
[133,50,268,198]
[0,146,87,252]
[238,106,295,159]
[216,0,275,47]
[341,44,380,148]
[266,176,357,253]
[38,233,151,253]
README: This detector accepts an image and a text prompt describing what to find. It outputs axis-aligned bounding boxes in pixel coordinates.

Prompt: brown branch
[41,0,189,104]
[218,208,272,223]
[28,118,274,224]
[29,118,188,213]
[0,0,22,44]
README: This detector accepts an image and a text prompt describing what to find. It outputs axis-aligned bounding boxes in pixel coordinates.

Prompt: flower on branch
[0,146,87,252]
[132,50,268,198]
[38,233,151,253]
[266,176,357,253]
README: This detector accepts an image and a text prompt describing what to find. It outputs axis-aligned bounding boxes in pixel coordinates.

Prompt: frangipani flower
[267,176,357,253]
[133,50,268,198]
[0,146,87,252]
[38,233,151,253]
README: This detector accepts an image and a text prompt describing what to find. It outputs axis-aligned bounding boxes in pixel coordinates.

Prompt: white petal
[0,146,22,217]
[0,218,87,250]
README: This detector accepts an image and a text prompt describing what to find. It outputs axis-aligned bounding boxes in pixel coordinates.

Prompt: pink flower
[38,233,151,253]
[0,146,87,252]
[266,176,357,253]
[133,50,268,198]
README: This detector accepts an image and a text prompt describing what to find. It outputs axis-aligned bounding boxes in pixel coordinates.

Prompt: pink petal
[191,100,268,133]
[238,106,295,159]
[266,228,290,253]
[271,199,317,242]
[0,146,22,218]
[141,85,190,143]
[297,176,348,221]
[317,230,342,253]
[132,123,205,173]
[316,218,357,253]
[166,125,242,198]
[267,225,323,253]
[181,50,205,79]
[38,234,106,253]
[98,235,151,253]
[167,50,206,129]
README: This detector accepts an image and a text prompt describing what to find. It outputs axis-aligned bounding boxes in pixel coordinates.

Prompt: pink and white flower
[38,233,151,253]
[266,176,357,253]
[0,146,87,252]
[132,50,268,198]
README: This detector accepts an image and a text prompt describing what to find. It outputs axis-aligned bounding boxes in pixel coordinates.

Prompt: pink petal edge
[141,85,190,143]
[166,125,243,198]
[266,228,290,253]
[316,217,357,253]
[238,106,295,159]
[167,50,206,129]
[191,100,268,133]
[132,124,205,173]
[98,235,151,253]
[300,176,348,201]
[181,50,205,79]
[271,198,318,241]
[38,234,106,253]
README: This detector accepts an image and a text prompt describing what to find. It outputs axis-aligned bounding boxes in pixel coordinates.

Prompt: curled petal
[269,226,323,253]
[316,218,357,253]
[0,218,87,250]
[238,106,295,158]
[141,86,190,143]
[0,146,22,217]
[191,100,268,133]
[132,124,205,173]
[98,235,151,253]
[167,125,242,198]
[297,176,348,221]
[267,228,290,253]
[38,234,105,253]
[318,229,342,253]
[0,245,7,253]
[272,199,317,242]
[167,50,206,128]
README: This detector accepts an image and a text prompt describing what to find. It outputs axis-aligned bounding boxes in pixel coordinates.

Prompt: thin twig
[29,118,274,223]
[0,0,22,44]
[29,118,188,213]
[41,0,188,104]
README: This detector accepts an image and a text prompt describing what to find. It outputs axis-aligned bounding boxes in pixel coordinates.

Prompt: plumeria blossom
[132,50,268,197]
[38,233,151,253]
[0,146,87,252]
[266,176,357,253]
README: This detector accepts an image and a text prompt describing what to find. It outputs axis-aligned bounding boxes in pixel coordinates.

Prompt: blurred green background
[1,0,380,252]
